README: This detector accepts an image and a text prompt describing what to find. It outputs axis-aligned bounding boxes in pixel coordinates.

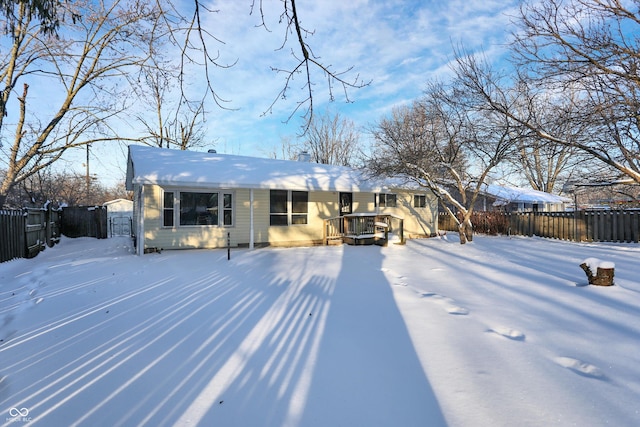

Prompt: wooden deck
[323,214,404,246]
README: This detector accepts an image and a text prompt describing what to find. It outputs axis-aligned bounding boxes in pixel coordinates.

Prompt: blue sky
[87,0,521,186]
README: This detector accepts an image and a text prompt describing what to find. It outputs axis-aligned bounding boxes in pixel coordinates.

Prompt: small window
[163,191,174,227]
[223,193,233,226]
[414,194,426,208]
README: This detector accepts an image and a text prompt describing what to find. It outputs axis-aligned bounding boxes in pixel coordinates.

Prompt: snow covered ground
[1,234,639,427]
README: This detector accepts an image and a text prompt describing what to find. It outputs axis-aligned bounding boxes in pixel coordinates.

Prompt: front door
[340,192,353,215]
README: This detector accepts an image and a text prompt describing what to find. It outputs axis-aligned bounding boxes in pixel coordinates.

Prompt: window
[223,193,233,226]
[180,192,218,225]
[340,192,353,215]
[163,191,174,227]
[377,193,397,208]
[270,190,309,226]
[414,194,426,208]
[291,191,308,224]
[270,190,288,226]
[163,190,233,227]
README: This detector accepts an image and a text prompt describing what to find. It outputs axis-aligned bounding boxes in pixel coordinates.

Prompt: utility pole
[86,144,91,198]
[86,144,90,189]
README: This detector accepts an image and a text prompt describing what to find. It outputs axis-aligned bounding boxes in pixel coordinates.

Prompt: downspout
[249,188,254,249]
[136,185,144,256]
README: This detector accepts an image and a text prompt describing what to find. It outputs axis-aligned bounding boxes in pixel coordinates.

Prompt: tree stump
[580,258,615,286]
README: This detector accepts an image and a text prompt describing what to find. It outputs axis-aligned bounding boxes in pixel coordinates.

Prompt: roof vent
[207,149,217,153]
[297,151,311,162]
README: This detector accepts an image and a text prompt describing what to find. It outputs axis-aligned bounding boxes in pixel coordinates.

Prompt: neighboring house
[478,184,570,213]
[125,145,438,254]
[103,198,133,237]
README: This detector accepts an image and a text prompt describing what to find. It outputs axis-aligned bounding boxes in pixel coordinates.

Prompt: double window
[376,193,397,208]
[163,190,234,227]
[270,190,308,226]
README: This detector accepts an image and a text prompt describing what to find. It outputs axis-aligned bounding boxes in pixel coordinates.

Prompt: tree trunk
[458,218,473,244]
[458,224,467,244]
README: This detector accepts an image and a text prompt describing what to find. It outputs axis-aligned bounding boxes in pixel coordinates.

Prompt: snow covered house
[125,145,438,254]
[479,184,570,213]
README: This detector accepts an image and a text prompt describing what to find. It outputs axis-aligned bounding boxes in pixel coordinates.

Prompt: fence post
[45,204,53,247]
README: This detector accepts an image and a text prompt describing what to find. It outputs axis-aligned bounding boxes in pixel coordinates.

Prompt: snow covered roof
[103,198,133,212]
[103,198,133,207]
[125,145,403,193]
[483,184,571,205]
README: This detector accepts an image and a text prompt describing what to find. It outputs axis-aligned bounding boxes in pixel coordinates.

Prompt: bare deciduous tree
[509,91,592,193]
[301,111,360,166]
[253,0,371,129]
[154,0,369,132]
[135,66,208,151]
[368,80,520,244]
[0,0,370,208]
[0,0,163,207]
[2,166,130,208]
[501,0,640,183]
[270,111,360,166]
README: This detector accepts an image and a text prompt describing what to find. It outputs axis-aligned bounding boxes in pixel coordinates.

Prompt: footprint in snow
[380,268,409,286]
[554,357,606,380]
[421,292,469,315]
[486,327,526,341]
[394,276,408,286]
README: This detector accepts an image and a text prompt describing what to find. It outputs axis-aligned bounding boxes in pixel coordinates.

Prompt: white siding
[140,185,437,250]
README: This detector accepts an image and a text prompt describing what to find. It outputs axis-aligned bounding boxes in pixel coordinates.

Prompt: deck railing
[323,214,404,245]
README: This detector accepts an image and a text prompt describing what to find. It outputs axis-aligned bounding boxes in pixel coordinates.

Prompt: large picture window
[180,192,218,225]
[270,190,308,226]
[163,190,234,227]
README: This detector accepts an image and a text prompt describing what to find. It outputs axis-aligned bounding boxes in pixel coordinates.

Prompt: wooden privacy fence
[0,206,61,263]
[1,205,109,263]
[438,210,640,243]
[60,206,108,239]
